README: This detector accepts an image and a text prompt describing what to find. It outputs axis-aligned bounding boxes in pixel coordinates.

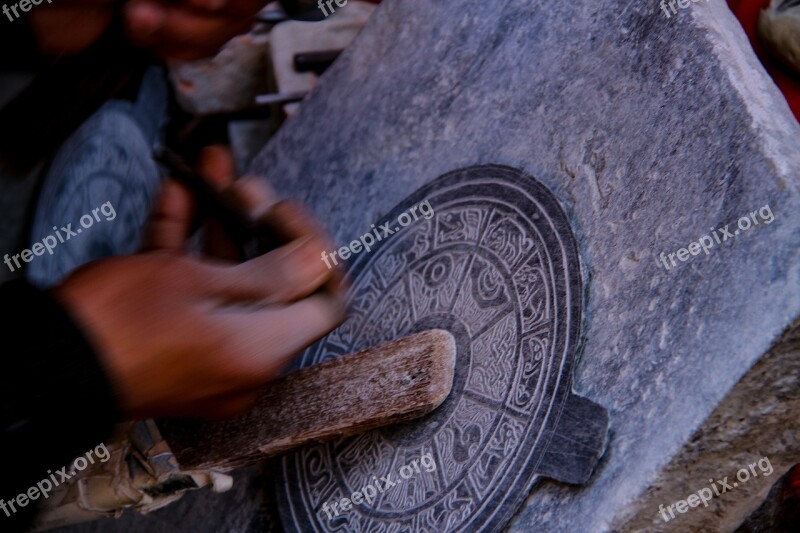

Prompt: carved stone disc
[276,165,607,532]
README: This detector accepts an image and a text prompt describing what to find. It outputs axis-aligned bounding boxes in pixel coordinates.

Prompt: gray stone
[613,319,800,531]
[268,1,375,115]
[247,0,800,531]
[276,166,609,532]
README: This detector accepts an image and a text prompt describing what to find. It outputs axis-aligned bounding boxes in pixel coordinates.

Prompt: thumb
[144,178,196,252]
[197,145,237,188]
[145,145,237,253]
[198,145,246,260]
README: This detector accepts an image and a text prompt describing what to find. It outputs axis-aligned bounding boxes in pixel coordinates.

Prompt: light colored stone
[269,0,375,114]
[250,0,800,531]
[170,31,271,115]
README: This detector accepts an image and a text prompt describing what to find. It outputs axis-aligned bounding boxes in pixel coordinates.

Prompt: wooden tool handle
[157,329,457,470]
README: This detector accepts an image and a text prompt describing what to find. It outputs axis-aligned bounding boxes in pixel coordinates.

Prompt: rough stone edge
[507,4,800,531]
[611,317,800,532]
[694,1,800,181]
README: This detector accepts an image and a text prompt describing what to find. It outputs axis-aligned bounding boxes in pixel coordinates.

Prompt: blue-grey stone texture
[249,0,800,531]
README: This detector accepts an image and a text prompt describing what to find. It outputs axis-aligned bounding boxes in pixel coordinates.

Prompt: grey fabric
[24,67,167,288]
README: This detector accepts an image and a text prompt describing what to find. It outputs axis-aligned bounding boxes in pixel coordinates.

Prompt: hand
[53,147,347,419]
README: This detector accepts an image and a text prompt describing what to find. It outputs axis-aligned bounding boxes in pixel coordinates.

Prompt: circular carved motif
[277,165,582,532]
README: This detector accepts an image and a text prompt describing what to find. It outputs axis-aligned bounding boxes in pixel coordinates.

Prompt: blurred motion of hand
[29,0,268,60]
[53,146,347,420]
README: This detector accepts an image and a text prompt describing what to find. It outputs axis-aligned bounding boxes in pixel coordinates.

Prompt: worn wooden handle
[157,329,457,470]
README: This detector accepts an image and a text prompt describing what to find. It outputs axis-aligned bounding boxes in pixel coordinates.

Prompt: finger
[260,201,348,292]
[145,179,196,251]
[223,176,278,222]
[197,146,242,260]
[259,200,324,243]
[259,201,339,274]
[208,186,280,260]
[217,292,346,380]
[201,234,338,304]
[197,145,237,187]
[209,176,277,259]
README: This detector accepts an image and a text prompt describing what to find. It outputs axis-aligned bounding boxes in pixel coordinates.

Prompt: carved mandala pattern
[277,165,583,532]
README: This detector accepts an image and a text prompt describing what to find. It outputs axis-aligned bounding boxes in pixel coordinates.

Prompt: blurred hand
[29,0,267,60]
[54,146,347,419]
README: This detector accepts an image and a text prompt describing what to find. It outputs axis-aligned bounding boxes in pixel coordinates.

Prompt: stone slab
[247,0,800,531]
